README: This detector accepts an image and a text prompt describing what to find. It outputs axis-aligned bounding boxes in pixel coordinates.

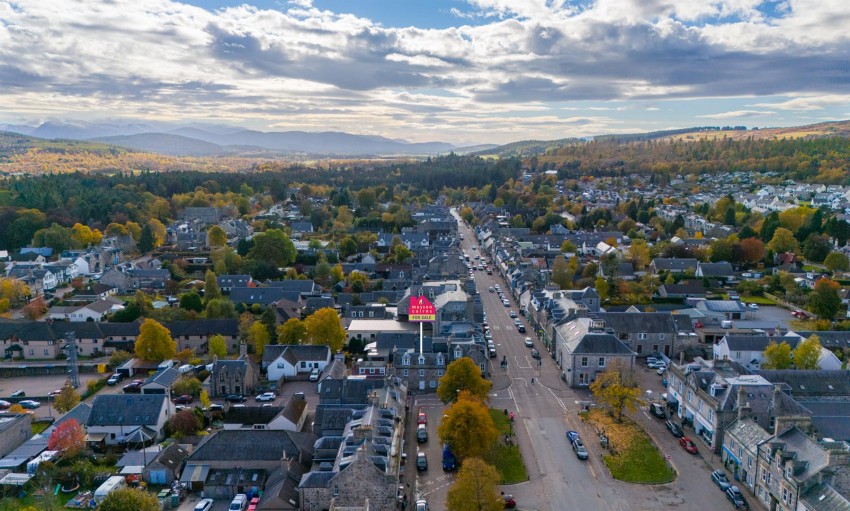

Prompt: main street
[443,213,731,511]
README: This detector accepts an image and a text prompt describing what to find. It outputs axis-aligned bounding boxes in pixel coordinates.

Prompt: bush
[82,378,108,399]
[109,350,132,368]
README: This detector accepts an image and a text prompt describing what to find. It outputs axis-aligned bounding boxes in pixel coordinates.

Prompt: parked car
[122,381,143,394]
[656,367,667,375]
[503,494,517,508]
[531,349,541,360]
[416,499,429,511]
[566,430,581,445]
[572,438,589,460]
[309,368,321,381]
[524,337,534,347]
[172,394,193,405]
[502,300,510,307]
[0,400,10,410]
[206,404,225,412]
[175,405,188,412]
[489,287,494,293]
[417,425,428,443]
[247,497,259,511]
[48,389,63,398]
[679,436,698,454]
[416,451,428,471]
[509,310,517,318]
[10,390,25,398]
[194,499,214,511]
[106,373,124,385]
[711,470,731,491]
[649,402,666,419]
[748,303,759,310]
[225,394,247,403]
[725,486,749,509]
[418,411,427,424]
[19,400,40,409]
[256,392,276,402]
[517,325,526,333]
[665,420,684,437]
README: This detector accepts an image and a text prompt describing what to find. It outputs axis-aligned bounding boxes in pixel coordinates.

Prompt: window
[786,466,792,479]
[437,369,444,377]
[581,357,588,367]
[402,355,410,366]
[782,487,787,503]
[300,361,307,368]
[220,372,226,381]
[659,334,665,340]
[709,409,714,422]
[738,447,744,458]
[419,369,424,377]
[678,382,683,393]
[403,369,408,377]
[418,355,425,365]
[698,400,703,412]
[43,349,49,355]
[351,312,356,318]
[735,351,742,359]
[748,456,753,469]
[333,486,339,497]
[687,390,693,403]
[638,333,647,340]
[598,357,605,367]
[368,311,374,318]
[430,380,436,388]
[29,349,34,355]
[652,345,658,353]
[761,468,766,482]
[436,354,444,366]
[358,311,364,317]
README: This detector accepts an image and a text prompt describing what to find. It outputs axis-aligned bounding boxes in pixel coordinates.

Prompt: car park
[725,486,749,508]
[711,469,731,491]
[524,337,534,347]
[256,392,276,402]
[416,451,428,471]
[106,373,124,385]
[19,400,40,409]
[225,394,247,403]
[194,499,214,511]
[665,420,684,437]
[679,436,698,454]
[417,424,428,443]
[172,394,193,405]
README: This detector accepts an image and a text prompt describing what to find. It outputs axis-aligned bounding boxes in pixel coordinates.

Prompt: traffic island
[485,409,528,484]
[582,408,675,484]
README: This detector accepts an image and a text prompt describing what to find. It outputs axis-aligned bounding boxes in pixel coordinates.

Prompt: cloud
[698,110,777,119]
[0,0,846,142]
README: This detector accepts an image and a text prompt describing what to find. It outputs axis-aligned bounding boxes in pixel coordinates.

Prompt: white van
[229,494,248,511]
[94,476,126,503]
[309,368,321,382]
[177,364,194,375]
[721,320,733,329]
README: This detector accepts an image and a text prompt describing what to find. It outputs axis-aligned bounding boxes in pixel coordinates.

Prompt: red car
[694,321,703,329]
[502,494,516,508]
[172,394,193,405]
[418,412,427,425]
[679,436,698,454]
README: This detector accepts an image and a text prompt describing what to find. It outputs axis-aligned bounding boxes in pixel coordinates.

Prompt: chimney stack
[239,341,248,358]
[737,386,751,421]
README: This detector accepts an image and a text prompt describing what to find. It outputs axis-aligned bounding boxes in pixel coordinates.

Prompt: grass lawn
[3,486,86,510]
[32,422,50,435]
[741,295,776,305]
[485,409,528,484]
[584,409,675,484]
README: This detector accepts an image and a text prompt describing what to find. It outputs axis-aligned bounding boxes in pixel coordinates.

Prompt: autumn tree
[767,227,799,254]
[628,239,650,270]
[446,457,503,511]
[0,277,30,306]
[208,334,227,358]
[172,376,202,396]
[54,383,80,413]
[70,223,102,247]
[203,269,221,303]
[437,357,493,405]
[247,321,270,356]
[205,298,237,319]
[738,237,765,264]
[98,487,159,511]
[22,296,47,320]
[168,409,200,437]
[793,335,822,370]
[200,389,211,409]
[589,362,643,423]
[809,278,841,320]
[594,276,610,301]
[207,225,228,247]
[249,228,296,268]
[550,255,573,290]
[438,391,498,460]
[47,419,86,458]
[276,318,306,345]
[304,308,346,352]
[134,318,176,362]
[824,252,850,273]
[763,341,793,369]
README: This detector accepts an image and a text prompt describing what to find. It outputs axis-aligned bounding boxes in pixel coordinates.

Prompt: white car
[309,368,321,381]
[256,392,276,402]
[748,303,759,310]
[524,337,534,347]
[194,499,214,511]
[656,367,667,375]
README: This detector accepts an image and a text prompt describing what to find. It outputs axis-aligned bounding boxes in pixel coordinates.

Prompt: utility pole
[64,331,80,388]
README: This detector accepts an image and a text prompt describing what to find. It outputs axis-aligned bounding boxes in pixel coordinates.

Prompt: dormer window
[418,355,425,365]
[402,355,410,366]
[454,347,463,359]
[436,354,444,366]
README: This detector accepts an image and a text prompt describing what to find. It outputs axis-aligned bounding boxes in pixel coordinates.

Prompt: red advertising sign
[409,295,436,322]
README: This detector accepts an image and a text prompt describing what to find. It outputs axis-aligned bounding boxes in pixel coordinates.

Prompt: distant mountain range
[0,121,458,157]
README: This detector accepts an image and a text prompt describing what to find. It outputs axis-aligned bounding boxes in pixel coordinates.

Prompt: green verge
[485,409,528,484]
[741,296,776,305]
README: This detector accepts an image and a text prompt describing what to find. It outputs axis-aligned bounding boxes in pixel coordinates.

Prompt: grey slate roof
[87,394,167,427]
[757,370,850,397]
[651,258,698,271]
[799,483,850,511]
[723,335,801,352]
[223,406,283,425]
[188,429,316,462]
[697,262,734,277]
[593,312,676,333]
[724,417,771,449]
[144,367,180,387]
[262,344,331,367]
[701,300,748,313]
[572,333,634,354]
[230,287,290,305]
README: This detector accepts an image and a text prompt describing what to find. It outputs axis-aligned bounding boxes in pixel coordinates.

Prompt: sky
[0,0,849,145]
